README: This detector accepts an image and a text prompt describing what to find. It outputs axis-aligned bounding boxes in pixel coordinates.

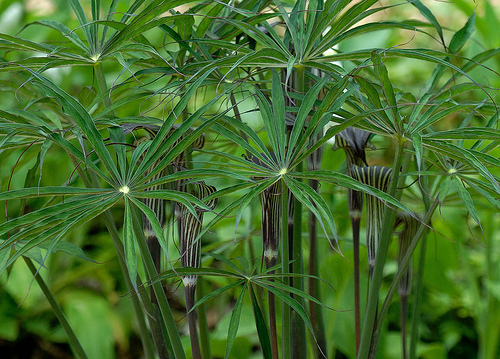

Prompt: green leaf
[188,280,245,313]
[0,187,112,201]
[28,71,120,185]
[371,51,400,127]
[284,175,338,245]
[225,288,246,359]
[258,280,316,344]
[271,70,286,163]
[30,20,89,53]
[454,177,481,227]
[406,0,444,46]
[123,198,138,290]
[412,132,423,173]
[448,12,475,53]
[423,128,500,141]
[248,283,272,359]
[287,74,330,162]
[38,240,95,263]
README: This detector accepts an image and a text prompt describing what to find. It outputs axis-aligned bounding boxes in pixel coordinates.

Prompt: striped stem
[396,213,419,359]
[177,181,217,359]
[260,179,282,359]
[334,128,371,355]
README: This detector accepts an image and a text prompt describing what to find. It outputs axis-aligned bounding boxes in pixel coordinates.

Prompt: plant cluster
[1,1,499,358]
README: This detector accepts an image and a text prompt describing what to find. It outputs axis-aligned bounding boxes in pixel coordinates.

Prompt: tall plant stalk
[307,157,327,358]
[131,206,187,359]
[197,277,212,359]
[177,181,217,359]
[24,257,89,359]
[334,128,371,354]
[281,184,291,359]
[396,213,418,359]
[357,139,406,359]
[375,199,439,355]
[289,64,307,359]
[66,138,158,359]
[260,179,282,359]
[93,63,165,358]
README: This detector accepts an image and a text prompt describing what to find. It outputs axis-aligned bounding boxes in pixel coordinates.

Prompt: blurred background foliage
[1,0,500,358]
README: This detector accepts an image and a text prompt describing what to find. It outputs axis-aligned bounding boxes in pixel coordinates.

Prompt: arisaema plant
[1,1,500,359]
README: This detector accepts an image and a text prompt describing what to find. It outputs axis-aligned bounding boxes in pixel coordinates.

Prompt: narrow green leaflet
[292,169,418,219]
[284,175,338,246]
[454,177,482,227]
[423,128,500,141]
[258,281,316,343]
[271,70,286,163]
[235,178,278,237]
[406,0,445,46]
[371,51,400,128]
[124,198,138,290]
[27,71,120,184]
[248,283,272,359]
[449,12,475,54]
[29,20,89,54]
[128,196,175,269]
[225,288,246,359]
[286,75,330,162]
[412,132,423,173]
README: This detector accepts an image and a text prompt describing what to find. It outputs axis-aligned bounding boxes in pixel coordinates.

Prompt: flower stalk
[396,213,418,359]
[334,128,371,354]
[177,181,217,359]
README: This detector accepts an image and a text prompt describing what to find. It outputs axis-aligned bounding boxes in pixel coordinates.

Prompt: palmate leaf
[292,169,418,220]
[26,20,89,53]
[283,175,338,247]
[410,103,474,134]
[290,78,358,162]
[130,66,217,181]
[371,52,400,128]
[271,70,286,163]
[253,273,330,310]
[253,82,285,166]
[26,70,120,184]
[322,48,489,89]
[0,186,111,201]
[136,104,233,185]
[310,0,380,57]
[210,124,273,170]
[0,194,115,238]
[0,33,65,56]
[134,168,253,191]
[353,77,394,133]
[37,240,95,263]
[43,131,113,184]
[286,74,331,162]
[212,115,273,161]
[438,48,500,92]
[423,140,500,194]
[427,12,476,91]
[258,280,316,344]
[320,21,436,54]
[1,194,118,274]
